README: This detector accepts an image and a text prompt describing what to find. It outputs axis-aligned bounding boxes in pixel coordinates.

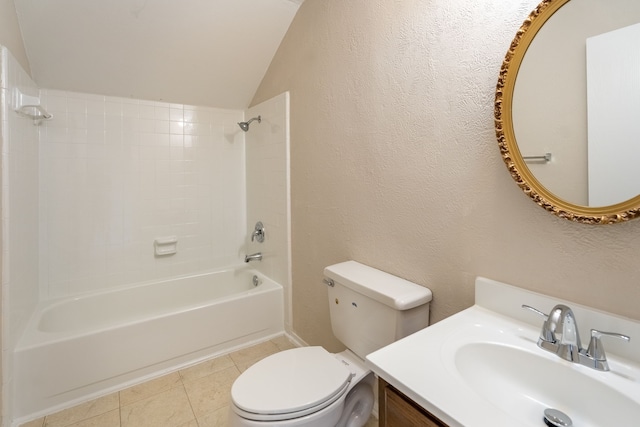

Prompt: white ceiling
[13,0,303,109]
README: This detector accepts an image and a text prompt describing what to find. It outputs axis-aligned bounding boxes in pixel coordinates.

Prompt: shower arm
[238,115,261,132]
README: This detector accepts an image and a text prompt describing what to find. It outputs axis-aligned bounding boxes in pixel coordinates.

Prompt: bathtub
[13,266,284,421]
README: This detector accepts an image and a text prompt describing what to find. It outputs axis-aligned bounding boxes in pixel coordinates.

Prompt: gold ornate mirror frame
[495,0,640,224]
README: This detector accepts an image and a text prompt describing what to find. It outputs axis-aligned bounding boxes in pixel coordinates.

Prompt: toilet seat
[231,346,353,421]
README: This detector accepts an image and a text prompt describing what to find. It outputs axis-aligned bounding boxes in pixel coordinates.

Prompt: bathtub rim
[16,264,279,351]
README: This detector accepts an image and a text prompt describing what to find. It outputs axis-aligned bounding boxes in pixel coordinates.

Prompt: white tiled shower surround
[38,90,246,298]
[2,43,292,425]
[1,46,41,424]
[245,93,292,330]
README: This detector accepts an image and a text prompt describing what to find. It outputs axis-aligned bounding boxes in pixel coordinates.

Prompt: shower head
[238,116,261,132]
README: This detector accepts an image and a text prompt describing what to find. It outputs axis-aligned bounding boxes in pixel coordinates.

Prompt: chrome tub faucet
[245,252,262,263]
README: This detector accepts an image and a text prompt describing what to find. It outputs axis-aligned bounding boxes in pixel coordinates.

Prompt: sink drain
[543,408,572,427]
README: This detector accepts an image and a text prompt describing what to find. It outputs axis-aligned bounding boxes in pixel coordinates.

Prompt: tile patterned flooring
[20,336,378,427]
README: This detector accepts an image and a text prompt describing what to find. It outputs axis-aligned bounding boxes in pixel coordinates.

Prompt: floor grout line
[180,375,199,427]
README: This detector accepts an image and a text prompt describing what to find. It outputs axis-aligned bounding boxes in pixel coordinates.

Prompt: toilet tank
[324,261,432,359]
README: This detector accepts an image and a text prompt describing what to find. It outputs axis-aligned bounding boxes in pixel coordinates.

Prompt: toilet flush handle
[323,278,335,287]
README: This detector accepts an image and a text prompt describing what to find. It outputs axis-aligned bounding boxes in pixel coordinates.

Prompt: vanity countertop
[365,277,640,427]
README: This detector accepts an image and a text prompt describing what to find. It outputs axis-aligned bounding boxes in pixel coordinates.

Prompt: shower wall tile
[245,92,291,330]
[0,45,41,424]
[39,90,246,299]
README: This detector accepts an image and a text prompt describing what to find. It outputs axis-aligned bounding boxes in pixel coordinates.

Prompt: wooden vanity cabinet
[378,378,449,427]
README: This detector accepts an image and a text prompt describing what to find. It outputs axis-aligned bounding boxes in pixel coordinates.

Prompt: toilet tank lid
[324,261,432,310]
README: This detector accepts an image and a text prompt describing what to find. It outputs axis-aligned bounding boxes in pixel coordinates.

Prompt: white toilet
[229,260,433,427]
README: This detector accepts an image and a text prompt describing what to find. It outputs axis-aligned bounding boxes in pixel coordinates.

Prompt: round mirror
[495,0,640,224]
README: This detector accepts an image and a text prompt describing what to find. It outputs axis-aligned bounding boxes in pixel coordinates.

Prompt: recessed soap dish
[154,236,177,256]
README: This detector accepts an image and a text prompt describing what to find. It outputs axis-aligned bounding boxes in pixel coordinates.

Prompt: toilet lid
[231,346,353,416]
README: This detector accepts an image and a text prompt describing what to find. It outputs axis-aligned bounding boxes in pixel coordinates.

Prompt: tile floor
[20,336,378,427]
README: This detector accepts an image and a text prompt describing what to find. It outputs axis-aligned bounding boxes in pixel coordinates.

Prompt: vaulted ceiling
[13,0,303,108]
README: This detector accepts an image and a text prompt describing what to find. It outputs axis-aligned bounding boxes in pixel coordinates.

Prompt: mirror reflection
[512,0,640,207]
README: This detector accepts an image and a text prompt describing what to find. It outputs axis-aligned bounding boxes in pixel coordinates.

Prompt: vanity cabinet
[378,378,449,427]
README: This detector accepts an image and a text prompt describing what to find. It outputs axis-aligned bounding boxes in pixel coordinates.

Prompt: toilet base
[335,378,375,427]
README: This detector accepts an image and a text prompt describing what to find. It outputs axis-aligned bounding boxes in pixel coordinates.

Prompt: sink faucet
[523,304,630,371]
[244,252,262,263]
[543,304,581,362]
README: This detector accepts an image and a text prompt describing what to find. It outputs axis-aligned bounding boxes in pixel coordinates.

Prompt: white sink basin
[366,277,640,427]
[455,342,640,426]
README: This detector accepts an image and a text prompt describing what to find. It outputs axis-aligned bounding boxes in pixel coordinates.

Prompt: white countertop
[365,277,640,427]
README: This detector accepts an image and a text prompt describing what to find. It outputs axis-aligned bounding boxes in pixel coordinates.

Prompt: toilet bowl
[229,261,432,427]
[229,347,374,427]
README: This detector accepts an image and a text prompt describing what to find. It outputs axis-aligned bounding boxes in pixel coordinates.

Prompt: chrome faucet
[244,252,262,263]
[534,304,581,362]
[523,304,630,371]
[251,221,265,243]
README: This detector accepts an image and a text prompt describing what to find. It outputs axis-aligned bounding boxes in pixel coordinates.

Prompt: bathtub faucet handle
[251,221,265,243]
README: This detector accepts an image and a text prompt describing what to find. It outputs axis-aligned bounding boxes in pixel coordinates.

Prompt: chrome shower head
[238,116,261,132]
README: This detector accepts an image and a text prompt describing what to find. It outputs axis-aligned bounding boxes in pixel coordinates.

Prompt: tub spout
[245,252,262,263]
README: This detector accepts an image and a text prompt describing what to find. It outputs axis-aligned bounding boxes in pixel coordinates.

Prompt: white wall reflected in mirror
[587,23,640,206]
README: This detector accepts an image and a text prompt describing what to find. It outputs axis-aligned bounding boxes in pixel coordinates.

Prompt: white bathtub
[13,266,284,421]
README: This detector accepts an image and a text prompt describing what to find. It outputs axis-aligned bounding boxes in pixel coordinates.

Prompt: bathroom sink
[454,342,640,426]
[366,277,640,427]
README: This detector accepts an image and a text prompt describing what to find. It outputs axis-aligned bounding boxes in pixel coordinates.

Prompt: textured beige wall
[253,0,640,352]
[0,0,30,75]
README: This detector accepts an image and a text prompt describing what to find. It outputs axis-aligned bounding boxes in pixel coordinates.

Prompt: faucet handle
[522,304,555,343]
[522,304,548,319]
[586,329,631,361]
[251,221,265,243]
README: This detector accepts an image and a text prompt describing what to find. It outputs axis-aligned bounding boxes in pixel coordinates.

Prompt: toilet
[229,260,433,427]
